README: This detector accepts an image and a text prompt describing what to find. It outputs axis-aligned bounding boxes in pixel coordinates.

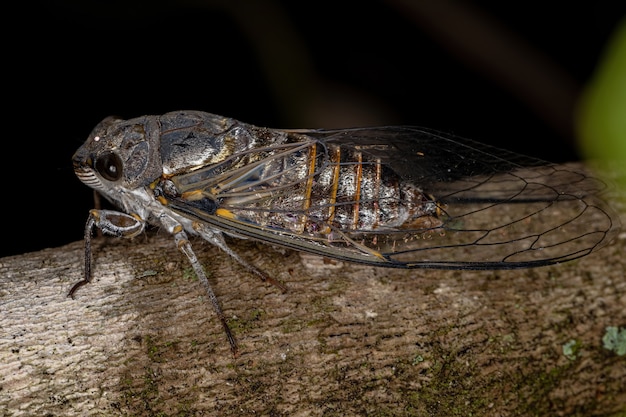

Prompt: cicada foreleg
[68,209,145,298]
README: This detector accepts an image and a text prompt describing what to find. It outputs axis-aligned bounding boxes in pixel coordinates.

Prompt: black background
[3,1,624,258]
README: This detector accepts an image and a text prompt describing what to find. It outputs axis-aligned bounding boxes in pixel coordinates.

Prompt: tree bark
[1,199,625,416]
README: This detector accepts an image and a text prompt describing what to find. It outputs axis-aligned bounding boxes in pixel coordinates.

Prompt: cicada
[69,110,620,355]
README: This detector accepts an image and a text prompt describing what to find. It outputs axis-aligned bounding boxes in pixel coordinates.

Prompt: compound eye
[94,152,123,181]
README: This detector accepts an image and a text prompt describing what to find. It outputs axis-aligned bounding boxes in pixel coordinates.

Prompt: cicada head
[72,115,163,202]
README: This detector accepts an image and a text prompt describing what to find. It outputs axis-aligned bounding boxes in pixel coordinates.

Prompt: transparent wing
[163,126,620,269]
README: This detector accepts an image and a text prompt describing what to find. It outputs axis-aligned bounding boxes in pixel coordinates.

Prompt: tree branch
[1,198,625,416]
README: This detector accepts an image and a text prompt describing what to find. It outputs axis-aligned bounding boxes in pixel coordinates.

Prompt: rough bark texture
[1,192,625,416]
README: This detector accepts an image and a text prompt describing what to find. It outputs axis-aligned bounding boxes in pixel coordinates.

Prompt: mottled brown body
[70,110,620,354]
[167,126,437,240]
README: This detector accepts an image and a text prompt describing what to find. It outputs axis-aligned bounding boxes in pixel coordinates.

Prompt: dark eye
[94,152,123,181]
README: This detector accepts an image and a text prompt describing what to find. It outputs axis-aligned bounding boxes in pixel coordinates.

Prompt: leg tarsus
[199,228,287,292]
[246,265,287,293]
[176,233,239,356]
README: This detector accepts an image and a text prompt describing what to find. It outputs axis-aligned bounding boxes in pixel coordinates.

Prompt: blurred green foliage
[577,17,626,176]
